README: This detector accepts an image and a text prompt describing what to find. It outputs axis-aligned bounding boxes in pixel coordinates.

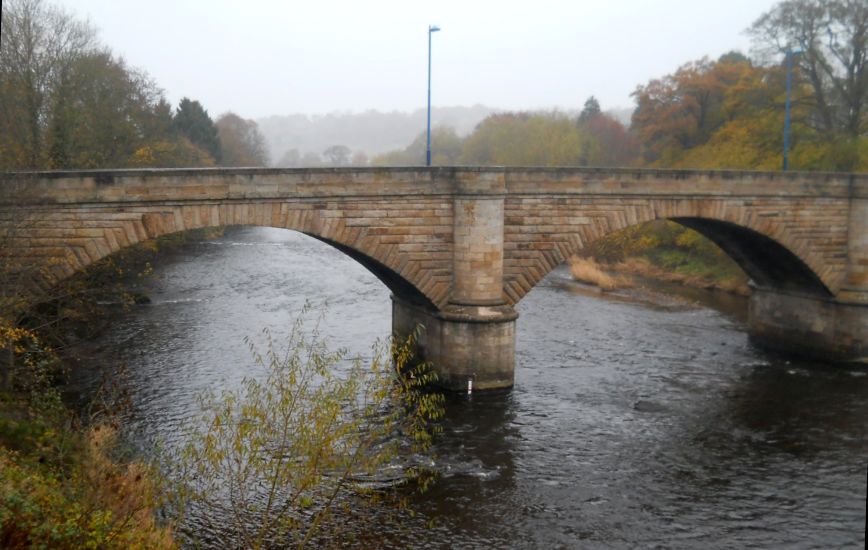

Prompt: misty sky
[54,0,782,119]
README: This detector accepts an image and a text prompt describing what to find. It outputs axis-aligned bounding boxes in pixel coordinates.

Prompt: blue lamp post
[783,47,803,171]
[426,25,440,167]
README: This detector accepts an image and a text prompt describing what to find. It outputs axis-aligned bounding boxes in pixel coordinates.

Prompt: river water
[73,226,866,549]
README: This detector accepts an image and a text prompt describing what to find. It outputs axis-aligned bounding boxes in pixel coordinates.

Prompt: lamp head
[429,25,441,32]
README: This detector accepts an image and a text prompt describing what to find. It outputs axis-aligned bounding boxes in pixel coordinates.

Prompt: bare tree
[322,145,352,166]
[750,0,868,137]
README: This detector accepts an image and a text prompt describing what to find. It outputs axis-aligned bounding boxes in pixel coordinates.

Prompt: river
[71,226,866,549]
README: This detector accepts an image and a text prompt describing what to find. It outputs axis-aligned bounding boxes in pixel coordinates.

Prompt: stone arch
[13,201,446,310]
[502,197,843,304]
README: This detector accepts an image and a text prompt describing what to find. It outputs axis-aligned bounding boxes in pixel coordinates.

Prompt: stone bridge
[1,167,865,390]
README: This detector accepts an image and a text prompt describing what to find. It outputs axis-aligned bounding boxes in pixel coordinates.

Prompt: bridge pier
[393,183,518,391]
[749,192,868,363]
[748,288,866,362]
[392,297,517,391]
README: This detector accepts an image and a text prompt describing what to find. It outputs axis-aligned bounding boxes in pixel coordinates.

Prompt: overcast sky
[53,0,782,119]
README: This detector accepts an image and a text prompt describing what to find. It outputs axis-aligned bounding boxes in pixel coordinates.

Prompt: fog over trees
[260,105,496,167]
[1,0,864,171]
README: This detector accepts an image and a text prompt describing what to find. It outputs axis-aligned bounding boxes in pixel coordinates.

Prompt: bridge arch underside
[306,233,436,309]
[502,197,848,305]
[667,217,831,297]
[7,202,449,312]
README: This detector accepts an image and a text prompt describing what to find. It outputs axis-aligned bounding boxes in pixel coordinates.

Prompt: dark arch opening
[306,233,437,310]
[671,217,832,297]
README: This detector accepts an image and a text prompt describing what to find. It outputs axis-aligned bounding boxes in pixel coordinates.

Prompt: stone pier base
[392,296,518,391]
[748,287,867,363]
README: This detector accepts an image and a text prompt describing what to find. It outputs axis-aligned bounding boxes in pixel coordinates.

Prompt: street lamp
[783,47,803,171]
[426,25,440,167]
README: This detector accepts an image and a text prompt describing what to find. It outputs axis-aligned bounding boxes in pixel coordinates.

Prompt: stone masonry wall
[1,167,864,310]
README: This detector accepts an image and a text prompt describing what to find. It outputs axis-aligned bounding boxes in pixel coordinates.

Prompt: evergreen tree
[173,98,222,162]
[577,96,602,126]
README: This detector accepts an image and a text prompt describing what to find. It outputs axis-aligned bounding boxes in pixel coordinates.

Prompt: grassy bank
[573,220,750,295]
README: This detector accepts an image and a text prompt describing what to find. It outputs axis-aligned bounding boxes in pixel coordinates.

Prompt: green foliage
[460,112,592,166]
[173,314,443,549]
[749,0,868,139]
[577,96,602,125]
[47,51,161,169]
[631,1,868,172]
[0,1,220,170]
[173,98,222,163]
[372,126,463,166]
[0,429,174,549]
[0,323,173,549]
[588,220,747,288]
[0,0,97,169]
[129,137,216,168]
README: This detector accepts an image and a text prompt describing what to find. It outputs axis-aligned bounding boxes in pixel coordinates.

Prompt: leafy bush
[173,317,444,549]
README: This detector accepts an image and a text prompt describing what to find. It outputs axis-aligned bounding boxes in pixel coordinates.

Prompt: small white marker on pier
[467,378,473,394]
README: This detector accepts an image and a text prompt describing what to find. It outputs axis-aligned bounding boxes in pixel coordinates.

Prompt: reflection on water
[73,227,867,549]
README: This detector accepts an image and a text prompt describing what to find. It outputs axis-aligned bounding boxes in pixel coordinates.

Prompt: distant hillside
[257,105,497,166]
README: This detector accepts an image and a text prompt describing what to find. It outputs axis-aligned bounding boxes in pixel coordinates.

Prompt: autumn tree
[0,0,97,169]
[631,54,760,165]
[216,112,268,166]
[460,112,591,166]
[47,51,167,168]
[583,115,640,167]
[748,0,868,170]
[577,96,602,125]
[175,323,443,548]
[576,96,639,167]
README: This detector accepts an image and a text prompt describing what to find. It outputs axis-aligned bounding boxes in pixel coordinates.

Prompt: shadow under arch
[670,217,833,297]
[303,232,437,310]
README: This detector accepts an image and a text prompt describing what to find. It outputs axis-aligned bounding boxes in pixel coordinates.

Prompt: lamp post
[426,25,440,167]
[783,47,803,171]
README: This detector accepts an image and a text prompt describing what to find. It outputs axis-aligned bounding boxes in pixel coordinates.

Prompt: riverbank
[573,220,751,296]
[0,227,227,548]
[569,256,750,296]
[0,389,174,548]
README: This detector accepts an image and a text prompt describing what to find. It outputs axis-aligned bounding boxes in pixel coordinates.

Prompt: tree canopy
[0,0,263,171]
[216,112,268,166]
[174,98,222,164]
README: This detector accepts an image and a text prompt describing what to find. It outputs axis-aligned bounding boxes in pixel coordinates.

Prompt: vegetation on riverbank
[0,319,174,547]
[0,226,229,548]
[172,319,444,549]
[571,221,750,295]
[2,225,444,548]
